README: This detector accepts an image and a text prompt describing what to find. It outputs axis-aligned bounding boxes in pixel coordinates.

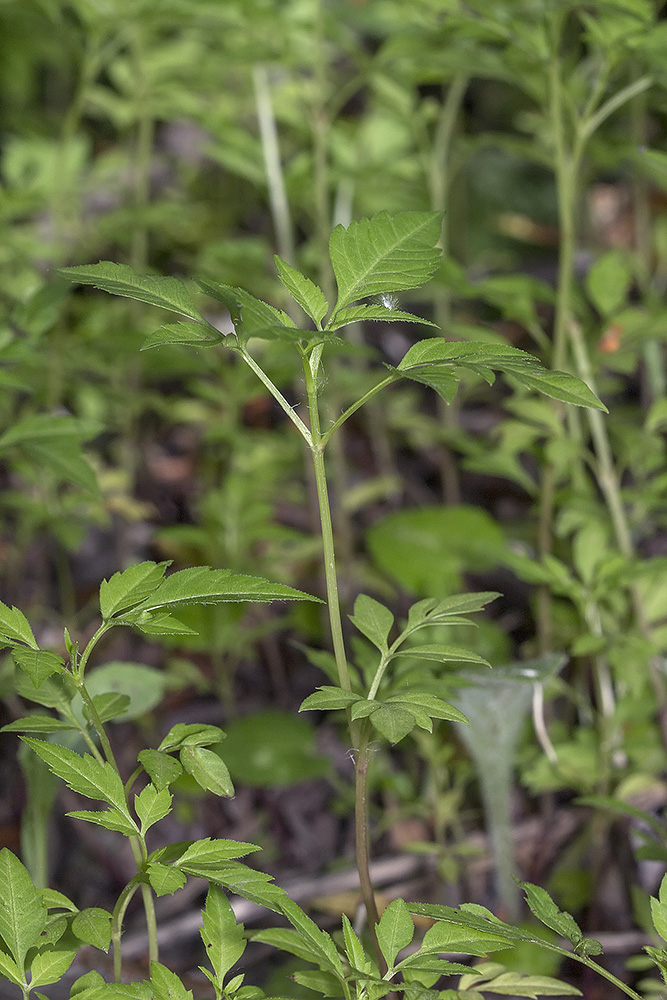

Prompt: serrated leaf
[134,784,172,834]
[180,747,234,797]
[66,809,139,836]
[461,970,581,997]
[131,612,197,636]
[157,723,227,752]
[279,897,343,976]
[125,567,320,616]
[1,716,76,734]
[342,914,368,972]
[146,863,187,897]
[58,262,200,320]
[299,687,359,712]
[142,322,222,351]
[251,927,326,966]
[327,304,438,330]
[417,920,511,956]
[292,970,343,996]
[40,889,77,912]
[175,838,260,867]
[28,949,76,988]
[150,962,193,1000]
[392,645,490,666]
[651,898,667,941]
[407,592,500,629]
[71,909,111,952]
[0,949,24,985]
[138,750,184,790]
[386,693,468,726]
[201,887,246,984]
[329,211,442,312]
[70,971,105,997]
[0,603,38,649]
[349,594,394,651]
[274,256,329,326]
[87,692,131,724]
[0,849,47,966]
[509,369,607,411]
[187,861,286,912]
[369,705,417,744]
[377,899,415,968]
[519,882,583,948]
[197,279,295,341]
[22,739,130,815]
[99,562,170,619]
[12,649,65,687]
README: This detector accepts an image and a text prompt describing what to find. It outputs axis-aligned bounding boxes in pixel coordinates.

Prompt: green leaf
[460,969,581,997]
[187,862,285,912]
[279,897,343,976]
[221,709,329,788]
[0,949,24,986]
[70,971,106,997]
[142,322,223,351]
[12,649,65,687]
[292,970,345,996]
[138,750,184,790]
[376,899,415,968]
[40,889,77,912]
[369,705,417,744]
[71,909,111,952]
[146,863,187,897]
[341,914,368,973]
[329,211,442,313]
[417,920,511,956]
[349,594,394,651]
[274,256,329,326]
[386,693,468,726]
[124,567,320,616]
[99,562,170,619]
[81,663,168,722]
[651,897,667,942]
[0,848,47,966]
[407,592,501,629]
[87,692,131,725]
[508,370,607,411]
[130,612,197,636]
[28,949,76,988]
[586,250,633,316]
[22,739,130,815]
[392,645,490,666]
[58,262,201,320]
[327,304,438,330]
[175,838,260,867]
[1,716,76,734]
[197,279,295,341]
[299,687,359,712]
[518,882,583,949]
[251,927,326,966]
[66,809,139,836]
[200,887,246,984]
[180,747,234,796]
[0,603,38,649]
[150,962,193,1000]
[157,723,226,752]
[134,784,172,834]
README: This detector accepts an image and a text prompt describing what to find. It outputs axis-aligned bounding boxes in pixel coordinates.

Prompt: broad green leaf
[38,914,67,947]
[70,970,106,997]
[376,899,414,968]
[27,949,76,988]
[0,849,47,966]
[142,322,223,351]
[406,592,501,630]
[14,671,74,711]
[87,692,131,724]
[220,709,329,788]
[369,705,416,744]
[66,809,139,836]
[329,211,442,312]
[349,594,394,651]
[1,716,76,734]
[651,897,667,941]
[58,262,201,320]
[341,915,368,973]
[125,567,321,615]
[386,693,468,726]
[157,723,226,752]
[175,838,260,867]
[292,970,345,996]
[22,739,130,815]
[299,687,359,712]
[150,962,192,1000]
[274,256,329,326]
[200,887,246,983]
[81,663,168,722]
[586,250,633,316]
[417,919,511,956]
[0,603,38,649]
[187,861,285,912]
[460,968,581,997]
[146,863,187,897]
[40,889,77,912]
[138,749,184,790]
[519,882,583,948]
[12,649,64,687]
[0,950,24,985]
[508,370,607,411]
[392,645,490,666]
[99,562,170,619]
[130,612,197,636]
[327,303,438,330]
[279,897,343,976]
[196,279,295,341]
[71,909,111,952]
[134,784,172,834]
[180,746,234,797]
[251,927,328,966]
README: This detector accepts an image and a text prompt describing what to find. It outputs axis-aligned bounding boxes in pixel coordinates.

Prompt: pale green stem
[253,64,296,267]
[111,877,142,981]
[239,347,312,444]
[320,374,398,447]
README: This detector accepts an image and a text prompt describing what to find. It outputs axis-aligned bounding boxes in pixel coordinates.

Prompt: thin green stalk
[253,64,296,267]
[240,347,312,445]
[354,720,385,974]
[111,877,142,981]
[320,374,398,447]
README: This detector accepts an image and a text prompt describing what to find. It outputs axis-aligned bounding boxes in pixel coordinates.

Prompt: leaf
[0,950,24,986]
[508,370,607,411]
[327,304,438,330]
[341,915,368,973]
[157,723,227,752]
[0,849,47,966]
[251,927,328,966]
[134,785,172,834]
[200,887,246,983]
[518,882,584,949]
[142,322,223,351]
[87,692,131,725]
[179,747,234,796]
[386,693,468,726]
[124,567,321,615]
[392,645,490,666]
[146,863,187,897]
[58,262,201,320]
[175,838,260,867]
[292,970,344,996]
[1,716,76,734]
[130,613,197,636]
[12,649,65,687]
[66,810,139,836]
[22,739,130,815]
[196,279,295,341]
[651,897,667,942]
[407,592,501,628]
[586,250,633,316]
[138,750,184,790]
[349,594,394,651]
[369,705,417,744]
[460,970,581,997]
[279,897,343,976]
[150,962,193,1000]
[81,663,168,722]
[0,603,38,649]
[416,920,511,956]
[299,687,359,712]
[40,889,77,912]
[28,949,76,988]
[189,862,286,912]
[329,211,442,313]
[71,909,111,952]
[274,256,329,326]
[376,899,415,968]
[99,562,170,619]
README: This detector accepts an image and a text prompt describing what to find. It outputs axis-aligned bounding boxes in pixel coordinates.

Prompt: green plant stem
[320,374,398,447]
[253,64,296,267]
[239,347,312,445]
[111,877,142,981]
[354,720,385,973]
